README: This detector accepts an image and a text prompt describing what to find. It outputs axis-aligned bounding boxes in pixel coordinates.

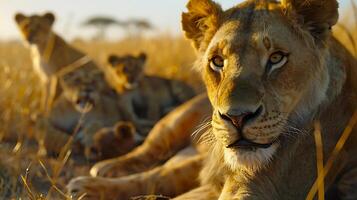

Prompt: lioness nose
[220,106,263,129]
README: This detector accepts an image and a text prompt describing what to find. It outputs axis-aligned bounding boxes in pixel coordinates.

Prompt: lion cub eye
[210,56,225,71]
[267,51,288,73]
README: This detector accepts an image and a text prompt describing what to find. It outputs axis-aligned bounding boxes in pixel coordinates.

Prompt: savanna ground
[0,6,356,200]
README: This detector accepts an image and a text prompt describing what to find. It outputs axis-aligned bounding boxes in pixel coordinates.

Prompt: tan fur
[67,94,212,199]
[182,0,357,199]
[85,121,140,161]
[90,94,211,178]
[68,147,203,199]
[67,0,357,199]
[15,12,127,154]
[105,53,196,131]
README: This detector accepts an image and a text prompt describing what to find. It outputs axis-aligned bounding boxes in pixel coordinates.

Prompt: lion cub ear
[108,55,121,66]
[43,12,55,25]
[114,122,135,139]
[181,0,223,50]
[282,0,338,43]
[15,13,26,24]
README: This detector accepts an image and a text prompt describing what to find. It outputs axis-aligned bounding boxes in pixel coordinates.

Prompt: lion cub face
[182,0,338,171]
[15,12,55,45]
[85,121,137,161]
[60,68,108,113]
[107,53,146,90]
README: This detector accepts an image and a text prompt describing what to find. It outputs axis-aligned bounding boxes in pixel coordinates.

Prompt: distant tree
[82,16,123,40]
[125,18,154,38]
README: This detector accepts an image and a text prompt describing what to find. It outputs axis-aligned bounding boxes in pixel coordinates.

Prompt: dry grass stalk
[20,162,37,200]
[309,122,325,200]
[306,110,357,199]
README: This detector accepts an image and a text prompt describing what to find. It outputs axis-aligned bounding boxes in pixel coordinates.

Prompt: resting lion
[89,94,211,178]
[68,94,211,199]
[68,0,357,199]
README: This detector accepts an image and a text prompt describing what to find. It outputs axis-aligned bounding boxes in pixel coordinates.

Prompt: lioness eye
[210,56,225,71]
[267,51,288,73]
[269,53,283,64]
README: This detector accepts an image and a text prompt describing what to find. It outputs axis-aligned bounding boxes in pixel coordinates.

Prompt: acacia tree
[125,18,154,38]
[82,16,155,40]
[82,16,124,40]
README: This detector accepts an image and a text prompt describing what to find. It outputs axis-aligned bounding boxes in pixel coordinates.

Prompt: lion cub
[15,12,91,113]
[85,121,143,161]
[105,53,196,127]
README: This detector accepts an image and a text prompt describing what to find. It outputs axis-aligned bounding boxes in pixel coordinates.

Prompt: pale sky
[0,0,354,41]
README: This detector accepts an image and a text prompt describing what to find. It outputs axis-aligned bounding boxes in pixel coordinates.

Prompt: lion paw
[67,176,113,200]
[67,176,135,200]
[90,160,128,177]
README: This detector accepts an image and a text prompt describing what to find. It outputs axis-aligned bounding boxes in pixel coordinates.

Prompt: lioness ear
[282,0,338,43]
[43,12,55,25]
[15,13,26,24]
[108,55,121,66]
[181,0,223,50]
[114,122,135,139]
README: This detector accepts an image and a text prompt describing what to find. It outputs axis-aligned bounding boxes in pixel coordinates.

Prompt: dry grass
[307,111,357,200]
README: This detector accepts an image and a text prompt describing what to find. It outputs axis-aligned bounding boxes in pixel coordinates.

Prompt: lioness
[105,53,196,127]
[68,0,357,199]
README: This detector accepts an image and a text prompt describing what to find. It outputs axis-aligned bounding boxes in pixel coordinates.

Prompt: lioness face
[182,0,337,170]
[60,69,107,113]
[107,53,146,90]
[14,12,55,45]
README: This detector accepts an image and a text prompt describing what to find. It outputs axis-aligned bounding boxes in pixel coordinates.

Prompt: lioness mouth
[227,138,274,150]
